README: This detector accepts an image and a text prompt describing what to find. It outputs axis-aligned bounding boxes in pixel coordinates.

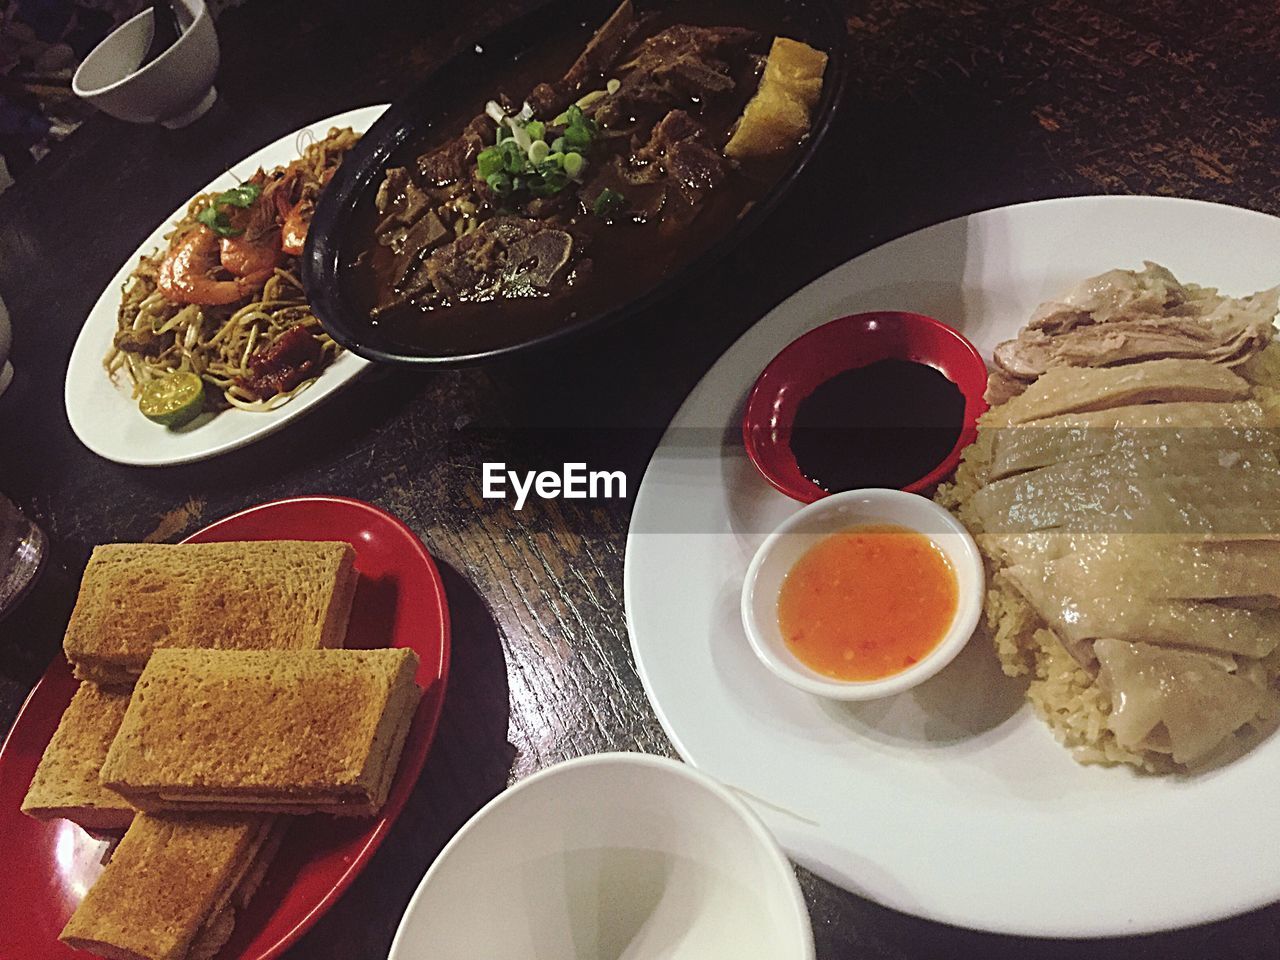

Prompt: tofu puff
[724,37,828,158]
[939,344,1280,771]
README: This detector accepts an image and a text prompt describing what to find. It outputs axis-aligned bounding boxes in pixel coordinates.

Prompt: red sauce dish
[742,312,989,502]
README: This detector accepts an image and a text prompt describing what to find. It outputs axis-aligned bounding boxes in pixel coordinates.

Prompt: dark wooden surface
[3,1,1280,957]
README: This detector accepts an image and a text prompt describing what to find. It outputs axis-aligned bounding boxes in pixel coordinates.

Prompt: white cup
[72,0,219,129]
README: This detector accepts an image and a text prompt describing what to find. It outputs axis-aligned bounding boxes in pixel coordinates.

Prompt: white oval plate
[64,105,386,467]
[624,196,1280,938]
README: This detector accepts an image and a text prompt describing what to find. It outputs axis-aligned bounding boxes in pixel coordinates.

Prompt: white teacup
[72,0,219,129]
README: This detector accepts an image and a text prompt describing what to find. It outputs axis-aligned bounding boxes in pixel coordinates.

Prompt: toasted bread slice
[60,812,275,960]
[21,682,134,830]
[63,541,358,686]
[101,648,421,816]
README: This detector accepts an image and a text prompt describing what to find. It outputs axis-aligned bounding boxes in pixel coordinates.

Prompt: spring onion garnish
[593,187,626,218]
[476,101,597,201]
[195,183,262,237]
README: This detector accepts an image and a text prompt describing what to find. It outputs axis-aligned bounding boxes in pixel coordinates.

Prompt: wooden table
[3,0,1279,956]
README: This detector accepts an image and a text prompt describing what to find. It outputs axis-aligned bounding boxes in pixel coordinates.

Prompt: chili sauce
[777,523,958,681]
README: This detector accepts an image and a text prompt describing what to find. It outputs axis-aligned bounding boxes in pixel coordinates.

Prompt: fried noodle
[104,127,359,411]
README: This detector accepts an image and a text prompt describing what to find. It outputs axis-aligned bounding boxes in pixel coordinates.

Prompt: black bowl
[303,0,848,366]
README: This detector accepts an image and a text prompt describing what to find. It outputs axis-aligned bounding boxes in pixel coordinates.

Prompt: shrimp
[279,200,312,257]
[273,166,334,256]
[220,226,283,277]
[158,227,276,306]
[219,181,284,278]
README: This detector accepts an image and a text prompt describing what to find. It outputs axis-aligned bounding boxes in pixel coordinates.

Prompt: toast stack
[15,536,423,960]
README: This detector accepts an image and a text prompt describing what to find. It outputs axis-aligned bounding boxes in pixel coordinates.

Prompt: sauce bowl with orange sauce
[741,489,983,700]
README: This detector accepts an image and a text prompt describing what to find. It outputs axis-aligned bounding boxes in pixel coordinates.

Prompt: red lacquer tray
[0,496,451,960]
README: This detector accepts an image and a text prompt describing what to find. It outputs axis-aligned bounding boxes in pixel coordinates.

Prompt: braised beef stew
[308,0,844,362]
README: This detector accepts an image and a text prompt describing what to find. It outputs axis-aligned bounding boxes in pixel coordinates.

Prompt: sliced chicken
[952,263,1280,769]
[988,421,1276,481]
[979,531,1111,567]
[995,359,1251,426]
[971,446,1280,534]
[1094,638,1269,766]
[1004,553,1280,660]
[1049,537,1280,601]
[1005,399,1270,432]
[989,262,1278,400]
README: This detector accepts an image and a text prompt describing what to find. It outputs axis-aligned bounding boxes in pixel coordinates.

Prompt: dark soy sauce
[789,359,965,491]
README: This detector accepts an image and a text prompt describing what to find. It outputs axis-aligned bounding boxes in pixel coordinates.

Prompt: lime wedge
[139,372,206,427]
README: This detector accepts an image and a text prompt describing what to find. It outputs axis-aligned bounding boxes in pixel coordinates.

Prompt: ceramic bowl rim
[386,750,816,960]
[740,488,984,700]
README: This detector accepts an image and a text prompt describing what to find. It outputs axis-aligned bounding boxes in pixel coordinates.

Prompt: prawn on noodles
[104,127,359,412]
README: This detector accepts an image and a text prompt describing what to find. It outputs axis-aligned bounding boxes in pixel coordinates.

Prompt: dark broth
[789,359,966,491]
[344,0,813,357]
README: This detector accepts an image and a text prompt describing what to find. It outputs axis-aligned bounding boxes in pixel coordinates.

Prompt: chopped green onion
[510,121,532,152]
[475,97,597,200]
[529,169,569,197]
[593,188,626,218]
[477,147,503,178]
[486,171,513,196]
[606,77,620,94]
[498,139,525,173]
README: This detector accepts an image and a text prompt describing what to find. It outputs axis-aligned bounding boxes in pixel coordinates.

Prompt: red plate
[742,311,990,502]
[0,496,451,960]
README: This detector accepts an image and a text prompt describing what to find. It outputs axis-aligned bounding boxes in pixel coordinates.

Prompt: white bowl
[741,488,983,700]
[72,0,218,128]
[389,753,814,960]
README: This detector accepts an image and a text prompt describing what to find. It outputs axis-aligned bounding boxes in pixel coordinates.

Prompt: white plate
[624,196,1280,938]
[64,105,386,467]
